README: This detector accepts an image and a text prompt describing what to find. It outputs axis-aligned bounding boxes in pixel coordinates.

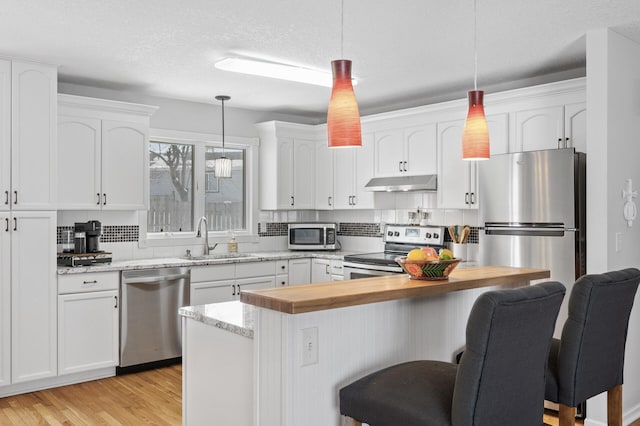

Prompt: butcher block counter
[240,266,550,314]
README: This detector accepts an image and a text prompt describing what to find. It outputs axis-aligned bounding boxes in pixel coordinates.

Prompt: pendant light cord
[473,0,478,91]
[340,0,344,58]
[221,97,225,155]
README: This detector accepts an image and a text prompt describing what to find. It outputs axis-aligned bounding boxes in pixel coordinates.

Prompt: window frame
[140,128,259,248]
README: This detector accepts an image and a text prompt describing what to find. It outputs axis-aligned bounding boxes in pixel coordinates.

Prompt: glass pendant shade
[462,90,490,160]
[327,59,362,148]
[214,156,232,178]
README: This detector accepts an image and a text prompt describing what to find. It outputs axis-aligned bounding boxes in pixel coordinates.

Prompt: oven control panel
[384,225,444,246]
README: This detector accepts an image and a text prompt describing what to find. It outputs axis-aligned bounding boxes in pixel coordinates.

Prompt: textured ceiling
[2,0,640,119]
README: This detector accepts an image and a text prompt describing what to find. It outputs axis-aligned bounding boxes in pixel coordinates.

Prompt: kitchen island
[181,266,550,426]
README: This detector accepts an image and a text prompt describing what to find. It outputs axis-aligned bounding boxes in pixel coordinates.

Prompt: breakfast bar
[181,266,550,426]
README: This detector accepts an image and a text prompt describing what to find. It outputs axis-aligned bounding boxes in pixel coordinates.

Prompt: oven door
[343,262,404,280]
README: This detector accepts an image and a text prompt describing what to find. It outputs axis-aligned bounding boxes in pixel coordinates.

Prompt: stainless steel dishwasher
[119,267,190,372]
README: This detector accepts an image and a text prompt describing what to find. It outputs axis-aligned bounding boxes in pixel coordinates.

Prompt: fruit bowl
[395,256,461,281]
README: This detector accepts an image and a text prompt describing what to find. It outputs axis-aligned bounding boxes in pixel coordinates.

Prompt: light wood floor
[1,365,639,425]
[0,365,182,425]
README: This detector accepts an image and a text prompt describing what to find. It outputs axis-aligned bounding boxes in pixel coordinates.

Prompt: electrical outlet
[301,327,318,366]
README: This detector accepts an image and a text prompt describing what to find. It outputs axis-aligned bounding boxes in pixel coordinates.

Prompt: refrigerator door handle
[484,226,570,237]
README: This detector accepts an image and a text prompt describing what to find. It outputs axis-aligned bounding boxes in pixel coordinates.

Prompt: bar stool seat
[340,281,566,426]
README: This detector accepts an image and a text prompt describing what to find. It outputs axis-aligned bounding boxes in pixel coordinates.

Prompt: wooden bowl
[395,256,461,281]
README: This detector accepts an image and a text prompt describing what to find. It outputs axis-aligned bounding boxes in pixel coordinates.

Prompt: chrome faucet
[196,216,215,255]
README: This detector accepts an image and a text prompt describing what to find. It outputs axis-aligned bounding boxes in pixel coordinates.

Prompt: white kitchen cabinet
[236,276,276,293]
[0,212,10,387]
[288,258,311,286]
[10,211,57,384]
[57,95,157,210]
[191,280,238,305]
[437,119,478,210]
[374,124,437,177]
[312,259,344,283]
[57,272,119,375]
[333,133,375,209]
[511,102,585,153]
[315,139,334,210]
[0,60,57,212]
[58,290,119,375]
[257,121,316,210]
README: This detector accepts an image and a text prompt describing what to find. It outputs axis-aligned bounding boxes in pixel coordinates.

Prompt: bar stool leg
[559,404,576,426]
[608,384,623,426]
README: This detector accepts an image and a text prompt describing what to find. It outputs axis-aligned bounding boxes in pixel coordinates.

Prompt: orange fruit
[421,247,438,258]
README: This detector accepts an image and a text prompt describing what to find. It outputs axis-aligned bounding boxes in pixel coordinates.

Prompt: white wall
[585,28,640,426]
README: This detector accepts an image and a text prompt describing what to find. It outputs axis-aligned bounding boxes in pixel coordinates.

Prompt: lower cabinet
[57,272,119,375]
[288,258,311,286]
[311,259,344,283]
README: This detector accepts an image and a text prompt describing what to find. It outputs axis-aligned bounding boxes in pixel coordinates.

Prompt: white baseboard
[0,367,115,398]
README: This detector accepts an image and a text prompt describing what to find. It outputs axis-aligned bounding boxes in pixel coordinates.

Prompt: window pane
[204,147,245,231]
[148,142,194,232]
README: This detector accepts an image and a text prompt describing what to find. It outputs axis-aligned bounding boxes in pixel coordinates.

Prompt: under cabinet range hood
[364,175,437,192]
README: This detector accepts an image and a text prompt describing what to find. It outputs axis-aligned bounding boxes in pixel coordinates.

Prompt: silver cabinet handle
[13,190,17,205]
[97,193,101,205]
[4,191,7,205]
[103,193,107,206]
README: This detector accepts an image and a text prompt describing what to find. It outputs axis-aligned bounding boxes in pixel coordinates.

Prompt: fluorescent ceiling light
[214,57,357,88]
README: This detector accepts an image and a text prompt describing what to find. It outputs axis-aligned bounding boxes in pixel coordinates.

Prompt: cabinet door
[58,290,119,375]
[405,124,437,176]
[514,105,564,152]
[311,259,332,283]
[11,62,57,210]
[565,102,586,153]
[354,133,375,209]
[276,137,294,209]
[11,211,56,383]
[190,281,235,305]
[374,129,404,177]
[57,116,102,209]
[486,113,509,156]
[314,141,334,210]
[437,120,471,209]
[0,212,10,387]
[0,60,9,212]
[288,258,311,286]
[236,276,276,294]
[333,149,355,209]
[292,138,315,209]
[101,120,148,210]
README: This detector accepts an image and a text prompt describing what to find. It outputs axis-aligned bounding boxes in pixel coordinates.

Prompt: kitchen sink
[182,253,256,261]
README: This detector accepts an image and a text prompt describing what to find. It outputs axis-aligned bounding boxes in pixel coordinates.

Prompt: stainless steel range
[343,224,445,279]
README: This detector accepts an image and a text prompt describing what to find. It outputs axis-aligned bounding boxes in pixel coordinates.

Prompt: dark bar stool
[545,268,640,426]
[339,281,566,426]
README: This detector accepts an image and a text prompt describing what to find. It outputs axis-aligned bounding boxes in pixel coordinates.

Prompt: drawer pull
[83,280,98,285]
[114,295,118,308]
[13,190,17,205]
[4,190,8,205]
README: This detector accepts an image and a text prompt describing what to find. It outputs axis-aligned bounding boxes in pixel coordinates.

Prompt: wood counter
[240,266,550,314]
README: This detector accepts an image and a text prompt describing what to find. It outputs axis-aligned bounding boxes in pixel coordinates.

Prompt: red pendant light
[462,90,490,160]
[462,0,490,160]
[327,59,362,148]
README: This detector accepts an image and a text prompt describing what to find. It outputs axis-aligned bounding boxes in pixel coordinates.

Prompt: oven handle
[342,261,404,273]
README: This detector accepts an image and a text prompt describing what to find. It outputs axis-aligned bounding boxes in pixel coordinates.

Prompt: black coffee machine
[75,220,102,253]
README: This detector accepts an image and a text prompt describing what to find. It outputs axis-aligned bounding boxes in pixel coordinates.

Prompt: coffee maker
[74,220,102,253]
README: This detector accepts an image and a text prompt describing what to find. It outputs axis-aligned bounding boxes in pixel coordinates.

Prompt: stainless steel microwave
[288,223,337,251]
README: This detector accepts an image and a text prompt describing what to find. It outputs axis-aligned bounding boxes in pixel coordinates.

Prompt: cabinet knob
[557,138,562,149]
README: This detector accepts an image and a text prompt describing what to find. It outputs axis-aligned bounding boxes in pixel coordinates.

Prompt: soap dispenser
[228,234,238,253]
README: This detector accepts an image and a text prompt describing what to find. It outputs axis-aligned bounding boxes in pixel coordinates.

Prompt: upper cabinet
[333,133,375,209]
[373,123,437,177]
[258,121,316,210]
[57,95,157,210]
[1,59,57,211]
[315,135,334,210]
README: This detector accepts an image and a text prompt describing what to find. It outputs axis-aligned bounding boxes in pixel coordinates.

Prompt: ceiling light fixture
[214,95,232,178]
[461,0,490,160]
[327,0,362,148]
[215,57,357,88]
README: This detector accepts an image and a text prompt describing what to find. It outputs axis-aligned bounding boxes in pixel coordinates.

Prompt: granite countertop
[57,250,352,274]
[179,300,255,339]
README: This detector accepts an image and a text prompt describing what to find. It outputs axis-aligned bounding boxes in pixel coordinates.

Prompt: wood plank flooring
[1,364,639,425]
[0,365,182,425]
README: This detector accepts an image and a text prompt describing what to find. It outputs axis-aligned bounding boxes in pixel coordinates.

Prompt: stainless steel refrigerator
[478,148,586,337]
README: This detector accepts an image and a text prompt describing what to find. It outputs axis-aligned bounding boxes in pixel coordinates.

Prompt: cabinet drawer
[236,261,276,278]
[330,260,343,275]
[276,260,289,274]
[191,264,235,283]
[58,271,119,294]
